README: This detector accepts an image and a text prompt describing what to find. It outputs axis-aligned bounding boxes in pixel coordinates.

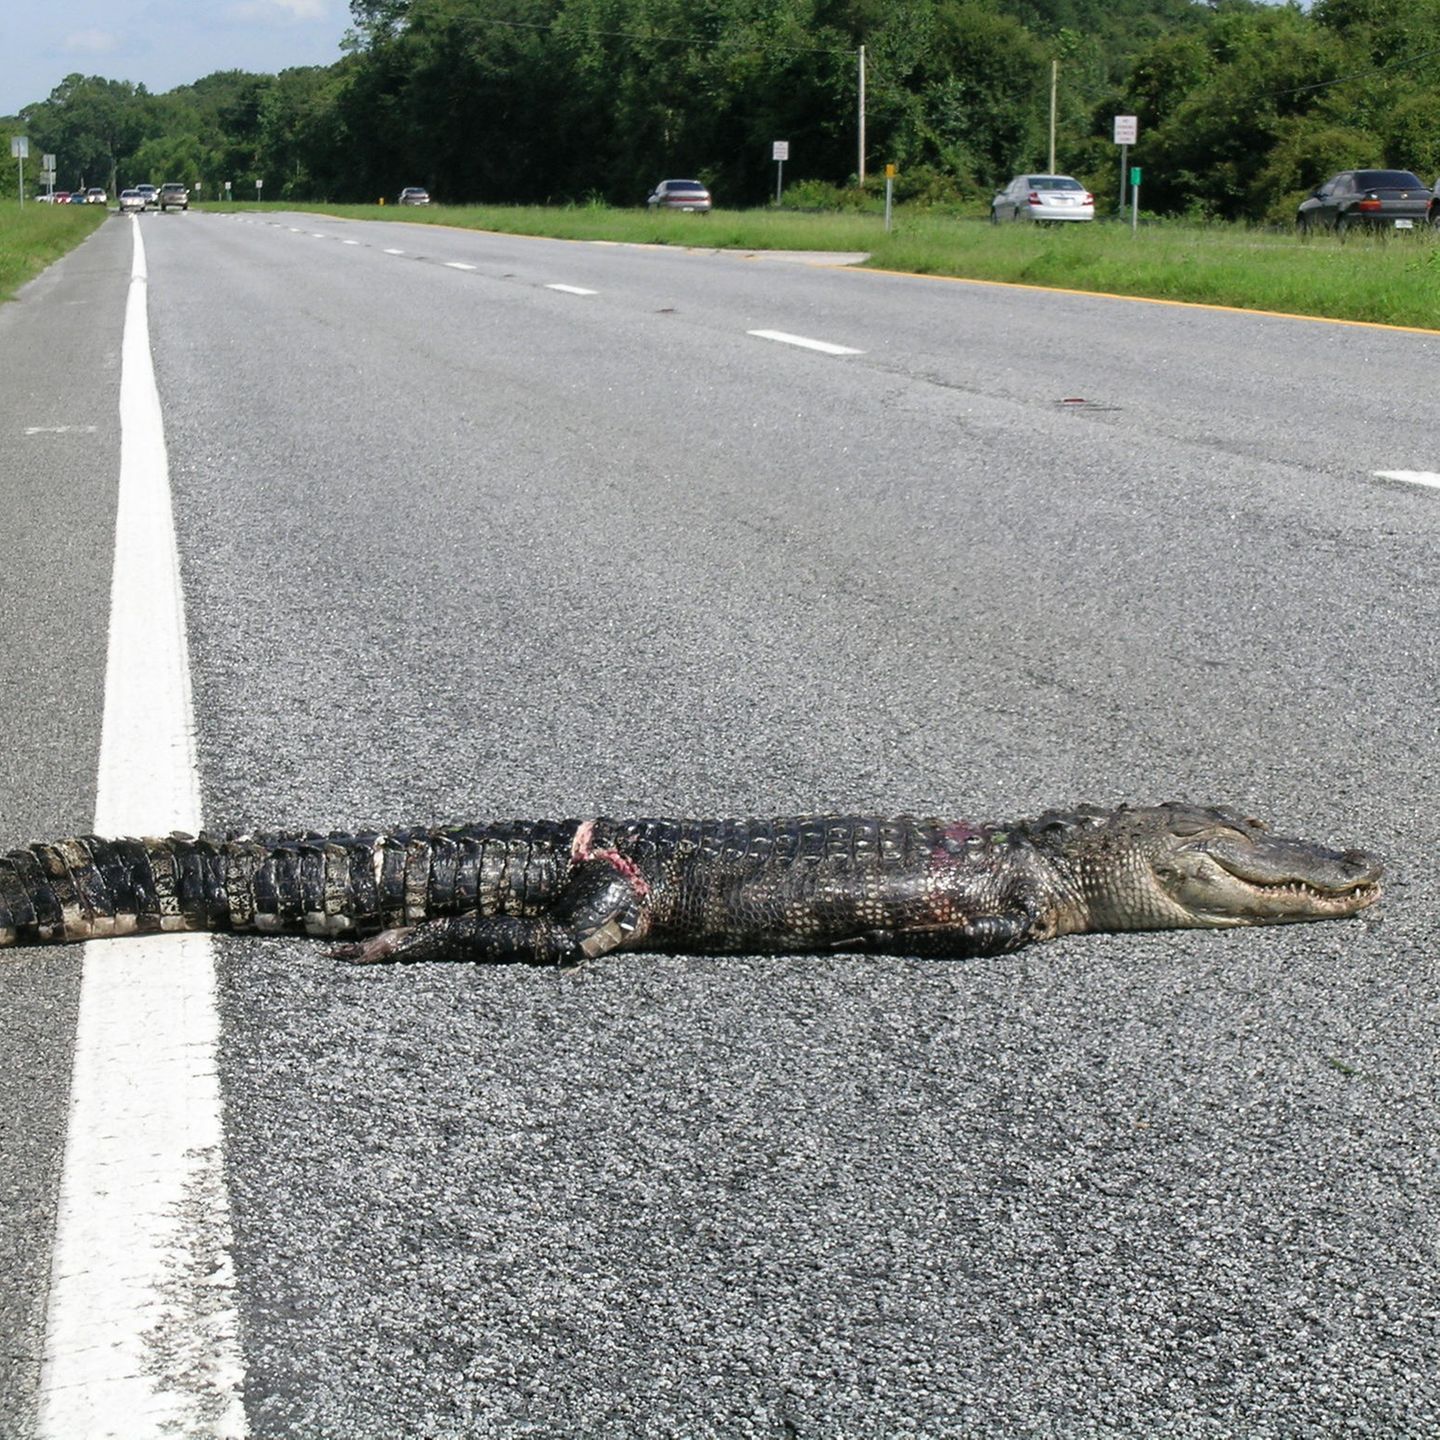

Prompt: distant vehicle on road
[1430,177,1440,229]
[397,187,430,205]
[991,174,1095,223]
[119,189,146,214]
[1296,170,1429,235]
[159,182,190,211]
[136,183,159,210]
[647,179,712,212]
[53,191,71,205]
[84,187,107,206]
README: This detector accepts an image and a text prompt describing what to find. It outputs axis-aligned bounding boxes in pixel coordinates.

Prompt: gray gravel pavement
[3,209,1437,1437]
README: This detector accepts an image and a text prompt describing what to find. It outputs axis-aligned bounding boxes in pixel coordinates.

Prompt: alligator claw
[331,927,411,964]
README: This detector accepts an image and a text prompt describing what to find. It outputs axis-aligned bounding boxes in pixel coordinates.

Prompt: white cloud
[227,0,331,21]
[63,29,123,55]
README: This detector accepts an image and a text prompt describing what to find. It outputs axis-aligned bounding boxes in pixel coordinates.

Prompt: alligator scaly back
[0,806,1383,966]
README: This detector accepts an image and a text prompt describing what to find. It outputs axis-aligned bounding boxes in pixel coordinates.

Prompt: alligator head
[1054,803,1384,933]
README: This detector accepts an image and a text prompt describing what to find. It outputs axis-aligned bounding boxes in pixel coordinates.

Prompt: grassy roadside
[214,199,1440,331]
[873,213,1440,330]
[0,204,108,303]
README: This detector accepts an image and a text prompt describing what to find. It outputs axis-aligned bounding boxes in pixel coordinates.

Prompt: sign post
[1131,166,1141,233]
[255,178,263,202]
[1113,115,1137,217]
[11,135,29,206]
[884,163,896,232]
[225,180,232,203]
[42,153,56,200]
[772,140,789,204]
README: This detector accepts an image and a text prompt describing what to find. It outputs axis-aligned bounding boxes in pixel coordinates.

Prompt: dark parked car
[1296,170,1430,235]
[647,179,712,212]
[1431,177,1440,229]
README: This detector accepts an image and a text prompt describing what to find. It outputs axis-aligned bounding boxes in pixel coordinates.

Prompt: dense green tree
[21,76,152,194]
[10,0,1440,218]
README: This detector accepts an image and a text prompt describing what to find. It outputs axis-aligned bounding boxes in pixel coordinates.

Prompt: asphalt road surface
[2,210,1437,1438]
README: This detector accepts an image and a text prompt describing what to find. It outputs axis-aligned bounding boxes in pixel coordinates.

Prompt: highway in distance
[1,209,1437,1438]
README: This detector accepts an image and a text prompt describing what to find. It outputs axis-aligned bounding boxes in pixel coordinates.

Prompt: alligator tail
[0,823,576,948]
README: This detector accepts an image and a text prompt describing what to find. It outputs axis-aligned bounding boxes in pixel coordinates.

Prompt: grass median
[0,204,108,303]
[222,199,1440,332]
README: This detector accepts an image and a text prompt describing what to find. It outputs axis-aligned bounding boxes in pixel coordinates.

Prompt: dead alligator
[0,804,1382,965]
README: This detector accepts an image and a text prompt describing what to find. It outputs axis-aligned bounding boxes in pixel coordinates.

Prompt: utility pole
[1048,59,1058,174]
[858,45,866,186]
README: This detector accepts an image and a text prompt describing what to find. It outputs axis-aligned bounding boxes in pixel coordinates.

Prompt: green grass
[872,213,1440,330]
[217,200,1439,331]
[0,204,108,303]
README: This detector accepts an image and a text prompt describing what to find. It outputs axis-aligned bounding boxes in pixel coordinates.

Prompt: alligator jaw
[1202,842,1383,924]
[1071,805,1385,932]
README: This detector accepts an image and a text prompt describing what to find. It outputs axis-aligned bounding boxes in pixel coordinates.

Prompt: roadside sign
[772,141,789,162]
[11,136,29,207]
[1113,116,1137,145]
[1131,167,1142,185]
[42,153,55,169]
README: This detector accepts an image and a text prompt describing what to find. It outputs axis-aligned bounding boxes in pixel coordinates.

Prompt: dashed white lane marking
[446,261,478,271]
[25,424,99,435]
[1373,470,1440,489]
[383,247,405,255]
[342,239,360,246]
[747,328,863,356]
[546,283,597,295]
[38,217,247,1440]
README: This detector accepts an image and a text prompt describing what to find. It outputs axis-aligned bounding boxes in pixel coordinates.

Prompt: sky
[1,0,354,118]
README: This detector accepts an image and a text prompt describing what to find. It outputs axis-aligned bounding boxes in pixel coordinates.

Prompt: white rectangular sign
[10,135,29,159]
[772,140,789,161]
[1113,115,1138,145]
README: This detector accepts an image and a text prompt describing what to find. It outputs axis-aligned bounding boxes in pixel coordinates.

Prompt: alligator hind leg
[332,860,646,967]
[333,914,578,966]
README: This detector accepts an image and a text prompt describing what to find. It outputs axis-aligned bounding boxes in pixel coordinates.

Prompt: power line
[1250,42,1440,104]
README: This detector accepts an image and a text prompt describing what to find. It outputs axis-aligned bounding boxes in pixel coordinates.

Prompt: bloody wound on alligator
[0,805,1382,966]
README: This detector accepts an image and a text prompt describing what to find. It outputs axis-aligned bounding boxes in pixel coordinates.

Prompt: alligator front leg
[332,859,646,967]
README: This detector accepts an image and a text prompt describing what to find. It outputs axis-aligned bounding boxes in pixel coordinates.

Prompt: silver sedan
[991,174,1095,223]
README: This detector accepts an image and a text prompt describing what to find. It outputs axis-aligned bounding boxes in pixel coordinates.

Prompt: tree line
[6,0,1439,223]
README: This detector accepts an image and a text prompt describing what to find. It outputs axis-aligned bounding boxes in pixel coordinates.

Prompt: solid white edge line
[746,328,863,356]
[1373,470,1440,489]
[545,283,597,295]
[38,216,248,1440]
